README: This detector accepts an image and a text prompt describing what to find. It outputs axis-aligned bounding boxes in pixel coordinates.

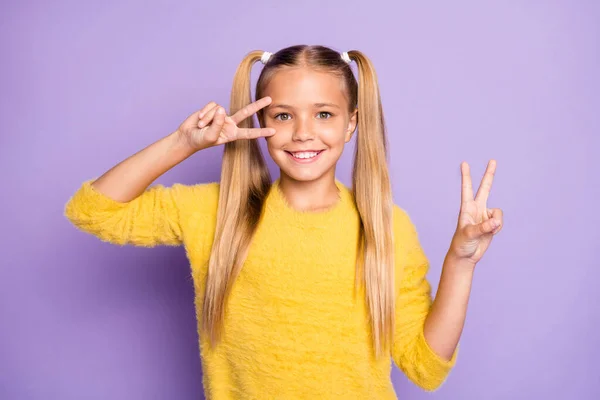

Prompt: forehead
[262,67,348,106]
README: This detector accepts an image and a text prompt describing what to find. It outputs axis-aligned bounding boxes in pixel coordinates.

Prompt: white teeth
[292,151,319,159]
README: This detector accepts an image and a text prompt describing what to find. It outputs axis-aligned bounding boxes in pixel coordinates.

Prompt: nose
[292,116,314,142]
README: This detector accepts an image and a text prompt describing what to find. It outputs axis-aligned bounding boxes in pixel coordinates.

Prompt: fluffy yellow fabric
[65,179,458,398]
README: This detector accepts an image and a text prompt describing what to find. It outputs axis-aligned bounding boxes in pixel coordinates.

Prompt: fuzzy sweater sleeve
[391,206,458,391]
[64,180,218,247]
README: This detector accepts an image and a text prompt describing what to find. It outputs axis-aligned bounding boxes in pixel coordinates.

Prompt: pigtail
[348,50,396,358]
[201,50,272,347]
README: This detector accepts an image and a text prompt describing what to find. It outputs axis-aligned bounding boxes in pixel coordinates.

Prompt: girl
[65,45,503,399]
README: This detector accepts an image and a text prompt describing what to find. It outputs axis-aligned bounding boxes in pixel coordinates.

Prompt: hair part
[201,45,396,359]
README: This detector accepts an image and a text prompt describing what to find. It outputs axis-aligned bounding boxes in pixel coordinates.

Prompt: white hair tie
[340,52,351,64]
[261,51,273,65]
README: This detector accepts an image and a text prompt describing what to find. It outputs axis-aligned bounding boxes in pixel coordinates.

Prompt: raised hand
[177,97,276,150]
[448,160,504,267]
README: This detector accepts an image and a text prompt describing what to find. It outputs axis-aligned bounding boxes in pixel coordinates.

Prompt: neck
[278,172,341,213]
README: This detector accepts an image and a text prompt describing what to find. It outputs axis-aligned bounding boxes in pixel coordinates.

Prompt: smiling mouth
[285,150,325,160]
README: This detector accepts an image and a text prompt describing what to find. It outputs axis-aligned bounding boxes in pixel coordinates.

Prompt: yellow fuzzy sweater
[64,178,458,399]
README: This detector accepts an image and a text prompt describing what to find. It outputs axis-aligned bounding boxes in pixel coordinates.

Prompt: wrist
[443,251,476,275]
[170,130,201,156]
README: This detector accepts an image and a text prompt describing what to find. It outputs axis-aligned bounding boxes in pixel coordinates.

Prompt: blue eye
[317,112,332,119]
[274,113,291,121]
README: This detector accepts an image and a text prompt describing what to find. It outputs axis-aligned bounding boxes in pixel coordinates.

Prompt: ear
[344,108,358,143]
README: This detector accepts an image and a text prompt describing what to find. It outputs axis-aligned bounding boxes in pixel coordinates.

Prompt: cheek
[265,135,285,156]
[321,125,348,146]
[264,123,295,149]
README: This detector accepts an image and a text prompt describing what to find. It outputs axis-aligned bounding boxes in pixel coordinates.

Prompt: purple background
[2,1,598,399]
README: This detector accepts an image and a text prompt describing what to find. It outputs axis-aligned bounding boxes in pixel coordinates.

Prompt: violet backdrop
[1,0,598,399]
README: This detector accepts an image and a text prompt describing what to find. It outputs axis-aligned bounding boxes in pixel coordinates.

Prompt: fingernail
[217,107,225,114]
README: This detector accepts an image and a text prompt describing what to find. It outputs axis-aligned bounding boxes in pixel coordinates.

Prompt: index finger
[230,96,272,125]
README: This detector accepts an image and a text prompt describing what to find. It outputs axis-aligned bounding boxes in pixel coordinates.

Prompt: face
[261,67,358,184]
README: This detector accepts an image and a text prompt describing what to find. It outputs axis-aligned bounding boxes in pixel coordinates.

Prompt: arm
[64,131,203,247]
[91,131,195,202]
[423,253,473,361]
[64,100,275,247]
[391,207,459,392]
[423,159,504,360]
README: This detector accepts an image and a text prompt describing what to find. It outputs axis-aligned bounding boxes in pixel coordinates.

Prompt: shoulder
[392,204,418,239]
[169,181,220,216]
[392,203,429,268]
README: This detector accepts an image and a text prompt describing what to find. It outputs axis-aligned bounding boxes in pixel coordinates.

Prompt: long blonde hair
[201,45,395,358]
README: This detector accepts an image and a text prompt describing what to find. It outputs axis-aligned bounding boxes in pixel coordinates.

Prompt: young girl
[65,45,503,399]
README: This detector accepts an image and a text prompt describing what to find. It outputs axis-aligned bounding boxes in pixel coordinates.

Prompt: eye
[274,113,291,121]
[317,111,332,119]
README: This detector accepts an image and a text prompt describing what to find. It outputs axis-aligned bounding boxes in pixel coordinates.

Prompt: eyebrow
[269,103,341,110]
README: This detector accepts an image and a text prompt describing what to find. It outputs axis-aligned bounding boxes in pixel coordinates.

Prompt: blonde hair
[201,45,395,359]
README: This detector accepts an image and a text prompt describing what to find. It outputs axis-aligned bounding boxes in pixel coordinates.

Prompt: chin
[282,172,323,183]
[278,164,334,184]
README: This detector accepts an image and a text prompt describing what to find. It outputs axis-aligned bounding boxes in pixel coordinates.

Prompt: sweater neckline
[266,178,354,226]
